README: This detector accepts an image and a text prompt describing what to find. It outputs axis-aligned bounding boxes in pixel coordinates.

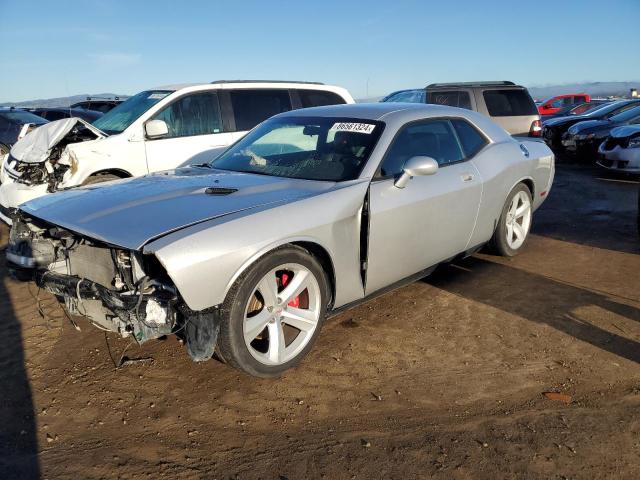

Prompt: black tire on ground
[215,245,329,378]
[82,173,122,185]
[489,183,533,257]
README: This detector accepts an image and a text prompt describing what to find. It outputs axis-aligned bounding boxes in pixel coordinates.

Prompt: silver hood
[20,167,335,250]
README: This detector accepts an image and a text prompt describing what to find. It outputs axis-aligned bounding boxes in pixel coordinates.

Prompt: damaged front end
[6,213,219,360]
[3,118,104,192]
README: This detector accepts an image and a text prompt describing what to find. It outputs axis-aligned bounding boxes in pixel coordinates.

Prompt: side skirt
[327,241,488,319]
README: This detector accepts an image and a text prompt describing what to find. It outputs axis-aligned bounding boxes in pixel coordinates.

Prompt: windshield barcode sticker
[330,122,376,134]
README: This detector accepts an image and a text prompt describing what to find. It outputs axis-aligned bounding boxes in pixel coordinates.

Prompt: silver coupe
[7,103,554,377]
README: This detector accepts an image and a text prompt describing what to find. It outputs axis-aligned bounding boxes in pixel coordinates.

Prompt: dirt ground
[1,164,639,480]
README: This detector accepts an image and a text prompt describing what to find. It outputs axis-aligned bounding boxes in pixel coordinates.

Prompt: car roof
[274,103,513,142]
[151,81,335,91]
[31,107,89,112]
[275,102,429,120]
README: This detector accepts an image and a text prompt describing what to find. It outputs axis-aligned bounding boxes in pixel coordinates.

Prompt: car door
[144,91,233,171]
[365,118,482,294]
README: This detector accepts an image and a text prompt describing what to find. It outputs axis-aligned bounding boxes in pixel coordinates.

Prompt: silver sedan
[7,103,554,377]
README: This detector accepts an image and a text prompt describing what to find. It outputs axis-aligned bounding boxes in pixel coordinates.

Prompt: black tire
[489,183,533,257]
[216,245,329,378]
[82,173,122,185]
[0,143,10,157]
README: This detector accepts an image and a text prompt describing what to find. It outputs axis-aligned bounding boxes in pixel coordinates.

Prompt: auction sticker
[330,122,376,134]
[148,92,169,100]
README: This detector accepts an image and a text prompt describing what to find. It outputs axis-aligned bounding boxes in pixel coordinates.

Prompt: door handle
[461,173,474,182]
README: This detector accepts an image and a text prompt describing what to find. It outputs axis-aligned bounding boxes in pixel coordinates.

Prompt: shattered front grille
[5,160,48,184]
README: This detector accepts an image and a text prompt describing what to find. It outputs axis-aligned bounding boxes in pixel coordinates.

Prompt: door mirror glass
[145,119,169,139]
[394,156,439,188]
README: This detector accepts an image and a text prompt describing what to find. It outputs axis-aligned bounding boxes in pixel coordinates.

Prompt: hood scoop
[204,186,238,195]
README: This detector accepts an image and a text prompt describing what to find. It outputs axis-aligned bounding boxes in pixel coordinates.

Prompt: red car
[537,93,591,115]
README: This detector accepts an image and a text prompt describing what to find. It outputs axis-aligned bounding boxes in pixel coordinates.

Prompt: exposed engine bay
[4,118,104,192]
[6,213,219,360]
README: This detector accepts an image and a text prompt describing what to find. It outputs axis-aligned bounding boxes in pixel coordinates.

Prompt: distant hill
[527,82,639,101]
[1,93,129,108]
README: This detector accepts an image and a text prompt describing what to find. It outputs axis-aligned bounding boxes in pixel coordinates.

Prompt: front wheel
[216,246,329,377]
[490,184,533,257]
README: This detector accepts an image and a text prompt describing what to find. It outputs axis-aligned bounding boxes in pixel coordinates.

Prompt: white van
[0,81,354,224]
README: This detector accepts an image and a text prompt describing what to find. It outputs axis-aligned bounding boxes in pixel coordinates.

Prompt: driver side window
[152,92,223,138]
[379,119,464,178]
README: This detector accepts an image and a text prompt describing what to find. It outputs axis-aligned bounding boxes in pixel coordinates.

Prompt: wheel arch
[491,177,535,236]
[519,177,535,197]
[85,168,133,180]
[222,237,337,310]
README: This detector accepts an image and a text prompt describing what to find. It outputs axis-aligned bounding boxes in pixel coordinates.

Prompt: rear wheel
[216,246,329,377]
[490,184,533,257]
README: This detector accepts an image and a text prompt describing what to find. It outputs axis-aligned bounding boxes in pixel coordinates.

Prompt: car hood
[20,167,337,250]
[609,125,640,139]
[567,119,611,134]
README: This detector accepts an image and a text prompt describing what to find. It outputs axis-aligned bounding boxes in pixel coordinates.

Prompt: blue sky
[0,0,639,102]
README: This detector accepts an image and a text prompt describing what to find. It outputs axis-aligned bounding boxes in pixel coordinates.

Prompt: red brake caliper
[280,273,300,308]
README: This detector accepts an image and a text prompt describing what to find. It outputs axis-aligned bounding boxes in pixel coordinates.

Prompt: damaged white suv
[0,81,354,224]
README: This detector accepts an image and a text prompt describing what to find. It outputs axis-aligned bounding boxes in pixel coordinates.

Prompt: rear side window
[153,92,223,138]
[385,90,425,103]
[427,91,471,110]
[230,90,292,131]
[451,119,488,157]
[298,90,345,108]
[483,89,537,116]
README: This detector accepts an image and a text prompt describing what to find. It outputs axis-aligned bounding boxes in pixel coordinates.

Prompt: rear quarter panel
[469,139,554,247]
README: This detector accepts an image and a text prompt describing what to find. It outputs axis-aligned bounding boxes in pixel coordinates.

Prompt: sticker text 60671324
[330,122,376,134]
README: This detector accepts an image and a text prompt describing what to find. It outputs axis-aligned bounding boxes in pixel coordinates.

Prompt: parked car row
[540,99,640,173]
[536,93,590,116]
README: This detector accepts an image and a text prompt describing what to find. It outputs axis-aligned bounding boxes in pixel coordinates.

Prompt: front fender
[144,181,370,311]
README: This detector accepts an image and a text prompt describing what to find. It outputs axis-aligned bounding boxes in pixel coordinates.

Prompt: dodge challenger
[6,103,554,377]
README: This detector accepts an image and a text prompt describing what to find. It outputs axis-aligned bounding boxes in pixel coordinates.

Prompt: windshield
[609,105,640,123]
[0,110,47,125]
[92,90,172,135]
[212,117,384,182]
[587,101,636,118]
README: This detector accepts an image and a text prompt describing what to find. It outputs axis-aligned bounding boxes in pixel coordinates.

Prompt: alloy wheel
[505,190,532,250]
[243,263,321,366]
